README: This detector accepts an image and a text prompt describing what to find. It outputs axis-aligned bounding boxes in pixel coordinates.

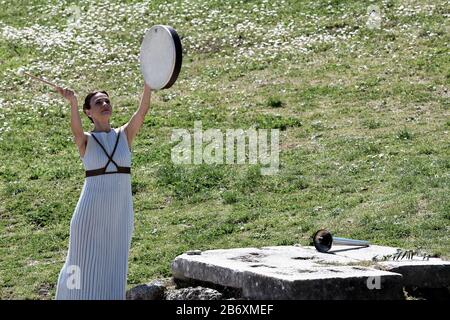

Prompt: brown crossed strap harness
[85,130,131,177]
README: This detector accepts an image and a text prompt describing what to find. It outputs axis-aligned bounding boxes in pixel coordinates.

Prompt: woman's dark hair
[83,91,109,124]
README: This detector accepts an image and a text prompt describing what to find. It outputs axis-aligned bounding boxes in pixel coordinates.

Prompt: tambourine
[139,25,182,90]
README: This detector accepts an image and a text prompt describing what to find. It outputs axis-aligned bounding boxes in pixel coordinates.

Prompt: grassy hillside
[0,0,448,299]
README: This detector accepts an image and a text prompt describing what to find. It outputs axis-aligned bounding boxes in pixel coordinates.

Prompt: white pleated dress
[55,126,134,300]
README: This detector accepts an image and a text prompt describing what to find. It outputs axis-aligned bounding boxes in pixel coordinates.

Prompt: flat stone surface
[329,245,450,288]
[171,246,404,300]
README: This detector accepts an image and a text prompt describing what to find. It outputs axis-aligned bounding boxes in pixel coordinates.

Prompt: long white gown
[55,126,134,300]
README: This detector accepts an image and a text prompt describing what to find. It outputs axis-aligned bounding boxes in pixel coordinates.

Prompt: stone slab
[171,246,404,300]
[328,245,450,288]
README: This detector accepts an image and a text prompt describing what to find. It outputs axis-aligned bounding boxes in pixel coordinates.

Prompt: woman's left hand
[144,82,152,92]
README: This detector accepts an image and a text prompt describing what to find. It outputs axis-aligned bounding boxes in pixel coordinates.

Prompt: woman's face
[86,92,112,122]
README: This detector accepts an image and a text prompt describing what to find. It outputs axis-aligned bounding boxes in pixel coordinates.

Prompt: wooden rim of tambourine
[139,25,182,90]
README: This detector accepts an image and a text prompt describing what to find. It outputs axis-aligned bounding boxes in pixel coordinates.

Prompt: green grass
[0,0,449,299]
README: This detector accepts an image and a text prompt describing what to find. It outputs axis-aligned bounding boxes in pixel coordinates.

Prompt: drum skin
[140,25,182,90]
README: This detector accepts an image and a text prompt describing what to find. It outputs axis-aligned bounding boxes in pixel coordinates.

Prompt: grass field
[0,0,449,299]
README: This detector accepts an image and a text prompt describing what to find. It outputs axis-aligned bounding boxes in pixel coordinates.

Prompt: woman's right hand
[57,87,78,105]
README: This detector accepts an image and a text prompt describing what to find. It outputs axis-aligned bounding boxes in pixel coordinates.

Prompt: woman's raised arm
[56,87,87,156]
[123,83,152,148]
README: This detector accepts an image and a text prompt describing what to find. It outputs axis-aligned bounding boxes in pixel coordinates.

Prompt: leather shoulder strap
[90,130,121,169]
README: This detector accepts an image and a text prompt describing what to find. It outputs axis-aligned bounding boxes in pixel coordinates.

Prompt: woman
[54,83,152,299]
